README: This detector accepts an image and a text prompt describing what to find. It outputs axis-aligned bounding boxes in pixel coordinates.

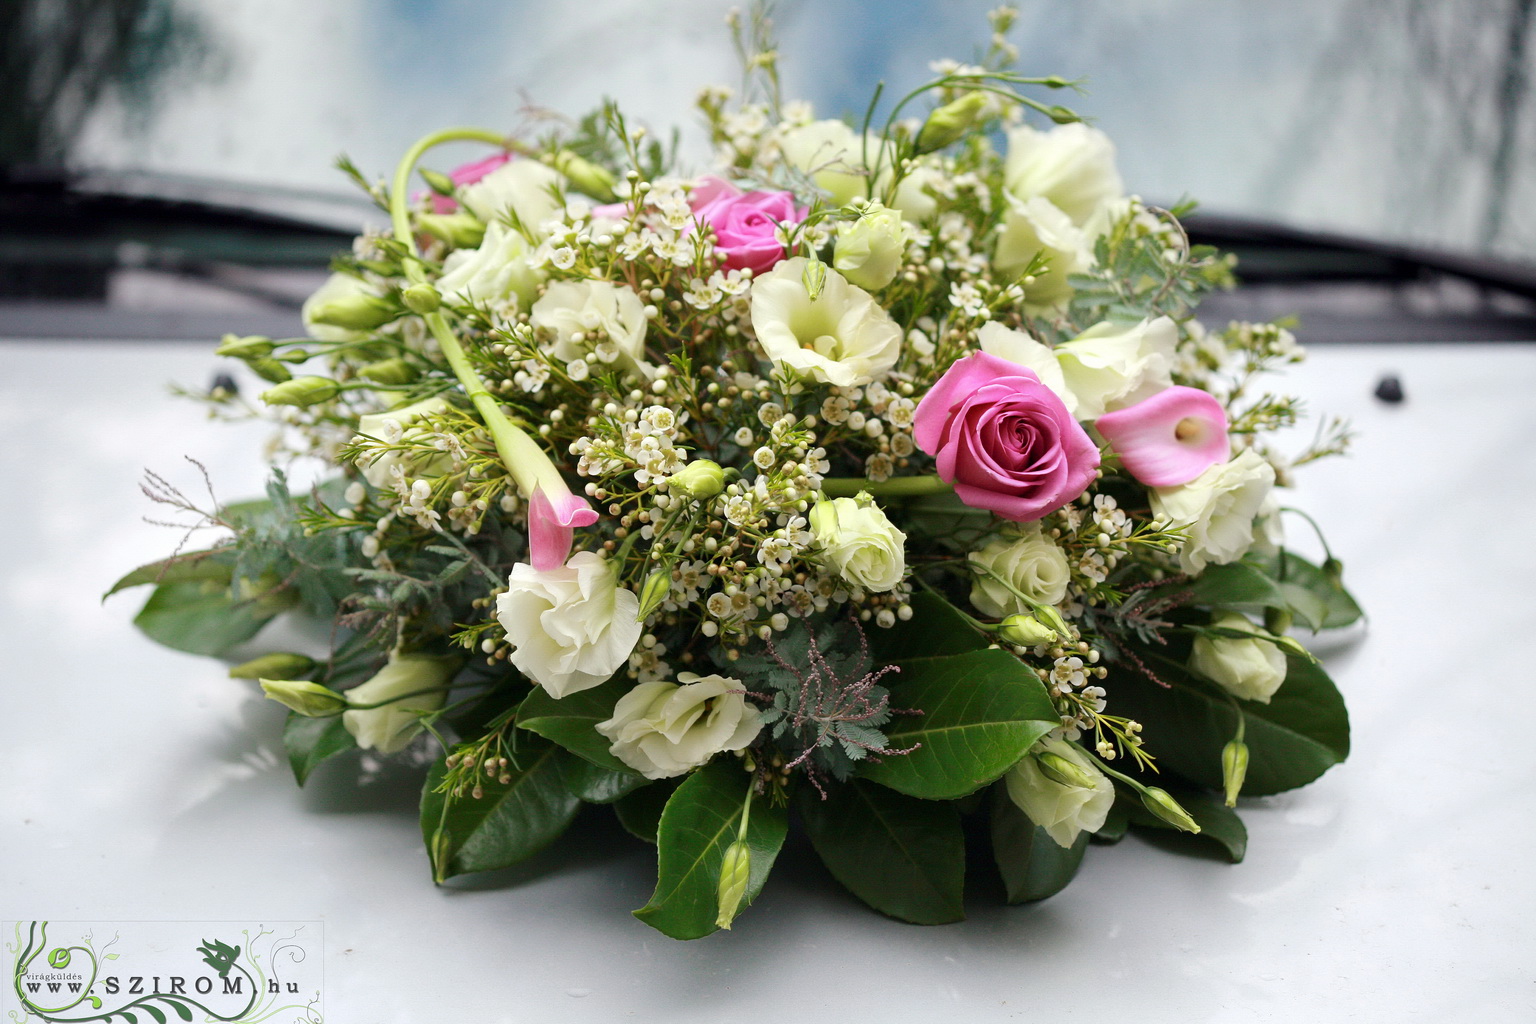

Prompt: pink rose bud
[913,351,1099,522]
[690,175,806,275]
[1095,385,1229,487]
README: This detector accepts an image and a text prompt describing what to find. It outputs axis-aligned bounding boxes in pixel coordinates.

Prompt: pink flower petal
[528,487,600,572]
[1095,385,1229,486]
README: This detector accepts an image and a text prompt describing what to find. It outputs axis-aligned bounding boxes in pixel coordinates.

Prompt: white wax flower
[1051,316,1178,420]
[1190,612,1288,703]
[992,195,1094,310]
[1003,122,1124,227]
[354,396,452,489]
[437,220,544,308]
[458,159,566,240]
[531,279,650,377]
[496,551,642,698]
[833,202,913,291]
[342,652,456,754]
[1005,736,1114,848]
[595,673,763,779]
[967,526,1071,618]
[808,494,907,593]
[750,257,902,387]
[1152,449,1276,574]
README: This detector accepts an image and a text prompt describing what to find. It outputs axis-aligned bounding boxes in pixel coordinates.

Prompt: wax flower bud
[1141,786,1201,833]
[915,91,990,154]
[260,679,348,718]
[997,613,1057,647]
[401,283,442,314]
[670,459,726,500]
[229,652,317,680]
[261,376,341,408]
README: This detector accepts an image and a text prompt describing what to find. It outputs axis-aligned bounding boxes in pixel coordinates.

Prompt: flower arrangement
[114,7,1360,939]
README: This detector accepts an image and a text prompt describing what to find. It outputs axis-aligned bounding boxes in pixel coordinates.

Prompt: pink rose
[914,351,1100,522]
[426,152,513,214]
[690,176,806,274]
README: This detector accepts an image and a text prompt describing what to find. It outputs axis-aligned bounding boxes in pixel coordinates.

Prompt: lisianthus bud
[342,652,457,753]
[1035,750,1097,790]
[417,211,486,249]
[915,91,990,154]
[801,257,827,301]
[997,613,1057,647]
[832,201,912,291]
[216,333,275,359]
[307,292,398,331]
[552,150,618,202]
[715,840,751,930]
[248,358,292,383]
[260,679,347,718]
[229,652,317,680]
[419,167,456,196]
[275,348,312,363]
[1264,605,1293,635]
[401,284,441,314]
[1222,739,1249,807]
[1047,105,1081,124]
[261,376,341,408]
[1140,786,1201,833]
[1323,557,1345,586]
[358,357,419,385]
[670,459,725,500]
[637,567,672,620]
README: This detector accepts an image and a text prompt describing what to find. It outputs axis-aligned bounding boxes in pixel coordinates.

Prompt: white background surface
[2,340,1533,1021]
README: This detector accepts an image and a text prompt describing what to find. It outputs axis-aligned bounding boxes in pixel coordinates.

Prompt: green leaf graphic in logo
[195,938,242,978]
[47,946,72,968]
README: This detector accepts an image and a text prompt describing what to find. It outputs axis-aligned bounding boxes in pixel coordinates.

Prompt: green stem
[819,474,953,499]
[1278,505,1335,563]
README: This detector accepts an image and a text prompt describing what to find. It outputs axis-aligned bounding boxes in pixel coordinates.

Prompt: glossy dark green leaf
[1180,561,1287,612]
[633,761,787,939]
[1109,651,1349,796]
[799,780,965,924]
[989,784,1088,902]
[1254,551,1364,629]
[516,675,639,774]
[858,648,1059,800]
[614,780,678,844]
[103,548,234,600]
[1123,787,1248,862]
[420,736,580,881]
[557,748,647,804]
[867,591,989,661]
[283,712,356,785]
[132,580,277,656]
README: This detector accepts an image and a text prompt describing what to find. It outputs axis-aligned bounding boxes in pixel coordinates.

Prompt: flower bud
[552,150,618,202]
[1264,605,1292,635]
[416,211,486,249]
[358,357,419,385]
[1140,786,1201,833]
[215,333,275,359]
[261,375,341,408]
[1222,739,1249,807]
[401,283,442,315]
[801,257,827,301]
[670,459,726,500]
[715,840,751,930]
[1034,749,1097,790]
[832,201,912,291]
[260,679,348,718]
[307,292,398,331]
[1322,556,1345,586]
[1046,105,1081,124]
[229,652,317,680]
[247,358,292,383]
[914,91,990,154]
[275,348,312,363]
[636,567,672,620]
[997,613,1057,647]
[1033,602,1071,638]
[419,167,456,196]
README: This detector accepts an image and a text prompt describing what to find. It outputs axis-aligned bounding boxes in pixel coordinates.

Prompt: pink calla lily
[528,487,600,571]
[1095,385,1230,487]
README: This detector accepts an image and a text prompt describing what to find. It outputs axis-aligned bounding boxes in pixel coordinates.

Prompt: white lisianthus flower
[531,279,651,378]
[496,551,642,698]
[774,118,870,206]
[1151,449,1276,574]
[833,201,913,291]
[354,396,452,489]
[1005,736,1114,848]
[750,257,902,387]
[595,673,763,779]
[977,321,1076,414]
[436,220,544,309]
[1003,122,1124,227]
[1190,612,1288,703]
[808,493,906,592]
[342,652,457,754]
[967,526,1071,617]
[992,195,1094,310]
[1054,316,1178,419]
[458,159,566,240]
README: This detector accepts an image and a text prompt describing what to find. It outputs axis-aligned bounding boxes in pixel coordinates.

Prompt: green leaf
[163,997,194,1021]
[614,780,678,844]
[1254,551,1364,630]
[989,784,1088,902]
[557,748,647,804]
[798,780,965,924]
[1123,788,1248,862]
[1109,651,1349,796]
[867,591,988,661]
[103,548,234,600]
[420,736,580,881]
[141,1005,167,1024]
[283,712,357,786]
[516,675,640,775]
[633,761,787,939]
[1179,561,1287,612]
[132,580,277,657]
[858,648,1059,800]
